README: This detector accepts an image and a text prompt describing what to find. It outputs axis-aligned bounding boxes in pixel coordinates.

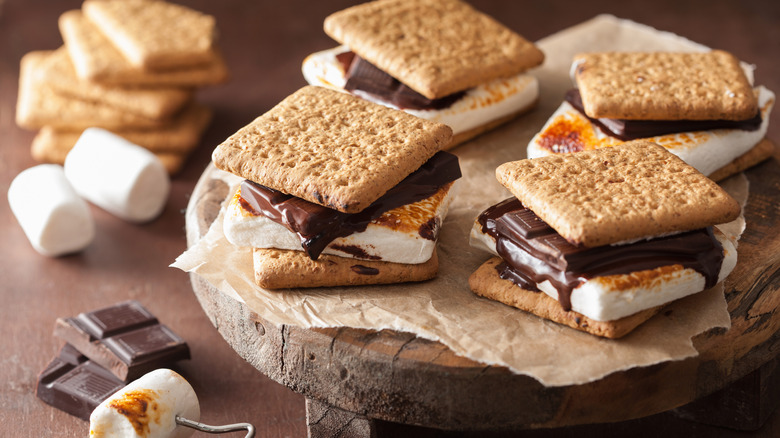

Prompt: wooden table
[1,1,779,437]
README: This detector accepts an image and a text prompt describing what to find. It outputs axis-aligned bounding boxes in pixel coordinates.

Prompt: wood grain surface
[2,0,779,437]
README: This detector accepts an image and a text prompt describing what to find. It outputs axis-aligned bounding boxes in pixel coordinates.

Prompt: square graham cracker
[30,128,191,175]
[39,47,192,120]
[31,103,212,164]
[573,51,757,121]
[59,10,228,87]
[495,140,741,247]
[469,257,661,339]
[254,248,438,289]
[324,0,544,99]
[212,86,452,213]
[16,51,165,131]
[82,0,217,71]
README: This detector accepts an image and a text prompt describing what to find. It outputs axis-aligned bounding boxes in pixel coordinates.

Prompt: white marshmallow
[89,368,200,438]
[302,45,539,136]
[470,219,737,321]
[527,87,775,177]
[64,128,170,222]
[224,182,457,264]
[8,164,94,256]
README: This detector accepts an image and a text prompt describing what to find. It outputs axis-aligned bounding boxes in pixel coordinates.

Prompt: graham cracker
[59,10,228,87]
[495,140,741,247]
[574,51,757,121]
[324,0,544,99]
[254,248,438,289]
[82,0,217,71]
[469,257,661,339]
[16,51,165,131]
[31,129,189,175]
[707,138,774,182]
[30,103,212,164]
[155,152,189,175]
[39,47,192,119]
[212,86,452,213]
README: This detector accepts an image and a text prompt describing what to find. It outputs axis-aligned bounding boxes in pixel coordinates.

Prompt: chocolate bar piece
[239,150,461,259]
[339,51,466,111]
[36,343,124,420]
[53,300,190,381]
[477,198,724,311]
[564,89,762,141]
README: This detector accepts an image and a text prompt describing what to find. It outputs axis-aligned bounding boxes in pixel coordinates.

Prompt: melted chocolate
[329,244,381,260]
[351,265,380,275]
[478,198,725,311]
[339,51,465,110]
[418,217,440,240]
[240,151,461,260]
[565,89,762,141]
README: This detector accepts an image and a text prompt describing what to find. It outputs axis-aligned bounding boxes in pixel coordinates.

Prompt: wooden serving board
[185,144,780,435]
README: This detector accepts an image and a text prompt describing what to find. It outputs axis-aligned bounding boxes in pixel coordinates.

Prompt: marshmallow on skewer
[89,368,200,438]
[8,164,94,256]
[64,128,170,223]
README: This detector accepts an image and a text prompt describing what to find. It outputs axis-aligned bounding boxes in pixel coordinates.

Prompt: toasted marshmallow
[224,182,457,264]
[470,220,737,322]
[8,164,94,256]
[64,128,170,223]
[89,369,199,438]
[528,87,774,177]
[302,45,539,137]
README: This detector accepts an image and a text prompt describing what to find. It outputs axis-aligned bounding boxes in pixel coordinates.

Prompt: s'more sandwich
[528,51,775,181]
[302,0,544,148]
[212,86,461,289]
[469,141,741,338]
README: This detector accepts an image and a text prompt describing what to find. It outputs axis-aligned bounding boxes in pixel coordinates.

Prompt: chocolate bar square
[53,300,190,381]
[36,343,124,420]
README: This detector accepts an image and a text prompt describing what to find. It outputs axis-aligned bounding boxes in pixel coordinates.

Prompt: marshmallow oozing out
[224,181,457,264]
[302,46,539,137]
[64,128,170,222]
[8,164,94,256]
[89,368,200,438]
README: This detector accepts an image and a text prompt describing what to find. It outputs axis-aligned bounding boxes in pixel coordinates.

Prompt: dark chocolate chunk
[240,151,461,260]
[564,88,762,141]
[36,343,124,421]
[341,51,466,110]
[53,301,190,381]
[478,199,725,311]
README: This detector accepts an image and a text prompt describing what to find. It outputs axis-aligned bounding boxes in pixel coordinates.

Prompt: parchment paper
[173,15,753,387]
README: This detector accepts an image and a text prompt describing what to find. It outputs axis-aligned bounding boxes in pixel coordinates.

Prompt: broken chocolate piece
[36,343,125,421]
[53,300,190,381]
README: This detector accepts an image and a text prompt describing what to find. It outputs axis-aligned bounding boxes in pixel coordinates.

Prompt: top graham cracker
[573,50,758,121]
[323,0,544,100]
[59,9,228,87]
[212,86,453,213]
[82,0,217,71]
[495,140,741,247]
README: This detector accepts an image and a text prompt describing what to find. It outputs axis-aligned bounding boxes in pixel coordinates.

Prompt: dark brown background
[1,0,778,436]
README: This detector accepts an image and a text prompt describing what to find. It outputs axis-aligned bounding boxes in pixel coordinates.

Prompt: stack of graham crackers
[16,0,229,175]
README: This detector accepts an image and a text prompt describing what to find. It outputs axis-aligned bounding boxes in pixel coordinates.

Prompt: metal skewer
[176,416,256,437]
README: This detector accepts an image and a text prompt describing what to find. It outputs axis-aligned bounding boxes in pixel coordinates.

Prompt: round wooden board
[185,147,780,431]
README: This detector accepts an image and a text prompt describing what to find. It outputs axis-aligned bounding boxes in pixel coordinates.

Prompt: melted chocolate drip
[351,265,379,275]
[565,89,762,141]
[240,151,461,260]
[478,198,725,311]
[339,51,465,110]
